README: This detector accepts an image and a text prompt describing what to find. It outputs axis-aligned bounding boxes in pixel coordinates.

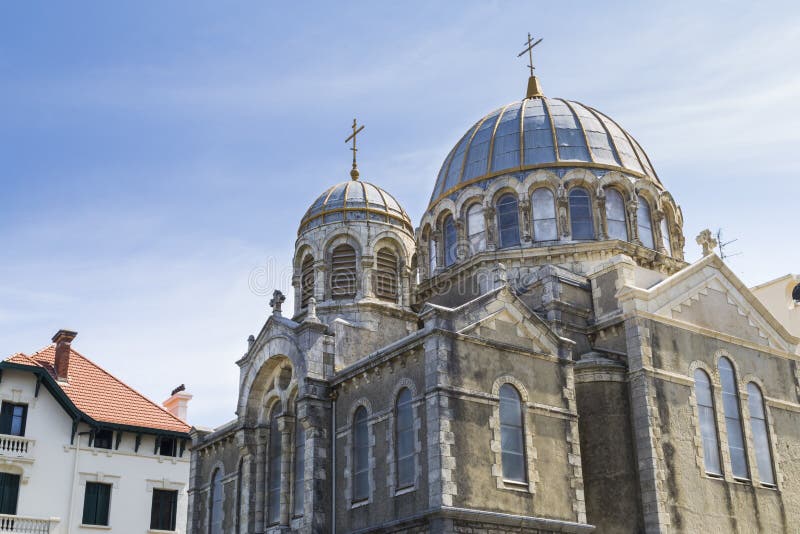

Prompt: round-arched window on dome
[466,204,486,254]
[496,194,520,248]
[637,196,655,249]
[443,214,457,267]
[330,245,357,299]
[532,188,557,241]
[605,189,628,241]
[569,188,594,240]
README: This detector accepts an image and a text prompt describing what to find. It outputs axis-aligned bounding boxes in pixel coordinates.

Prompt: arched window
[300,255,315,308]
[395,388,415,489]
[718,357,748,479]
[209,469,223,534]
[428,237,437,274]
[466,203,486,253]
[496,194,520,248]
[374,248,399,302]
[605,189,628,241]
[569,188,594,240]
[531,188,557,241]
[694,369,722,475]
[499,384,526,483]
[443,214,457,267]
[352,407,369,502]
[636,196,655,249]
[293,421,306,516]
[330,244,357,299]
[747,383,775,485]
[660,217,672,256]
[267,405,282,524]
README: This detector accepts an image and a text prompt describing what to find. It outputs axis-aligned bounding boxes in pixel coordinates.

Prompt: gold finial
[517,33,544,99]
[345,118,365,181]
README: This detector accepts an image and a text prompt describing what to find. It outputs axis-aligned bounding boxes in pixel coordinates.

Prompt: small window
[466,203,486,253]
[499,384,526,483]
[352,406,369,502]
[300,255,315,308]
[496,194,520,248]
[209,469,223,534]
[330,244,357,299]
[159,437,178,457]
[531,188,557,241]
[694,369,722,475]
[569,188,594,240]
[293,423,305,517]
[636,196,655,249]
[605,189,628,241]
[718,357,749,480]
[0,403,27,437]
[94,429,113,450]
[374,248,399,302]
[82,482,112,526]
[150,489,178,531]
[443,214,457,266]
[395,388,415,489]
[747,383,775,485]
[267,406,282,524]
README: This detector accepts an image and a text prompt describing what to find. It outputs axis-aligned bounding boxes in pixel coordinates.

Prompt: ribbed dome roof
[429,97,659,208]
[299,180,413,235]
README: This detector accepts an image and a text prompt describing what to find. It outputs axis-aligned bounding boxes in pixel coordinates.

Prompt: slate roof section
[6,345,190,434]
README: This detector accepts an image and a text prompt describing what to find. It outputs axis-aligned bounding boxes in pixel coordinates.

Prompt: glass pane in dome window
[467,204,486,254]
[532,188,557,241]
[747,383,775,485]
[496,195,520,248]
[596,113,644,173]
[572,103,619,165]
[636,196,654,249]
[463,109,501,181]
[605,189,628,241]
[443,215,457,267]
[444,124,480,192]
[523,99,556,165]
[694,369,722,475]
[718,358,748,480]
[546,99,589,161]
[326,184,347,208]
[491,105,521,172]
[569,188,594,240]
[660,217,671,256]
[346,182,366,208]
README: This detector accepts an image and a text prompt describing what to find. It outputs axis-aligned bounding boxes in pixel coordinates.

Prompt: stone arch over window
[209,465,224,534]
[568,187,594,240]
[330,244,358,299]
[636,195,655,249]
[465,201,486,255]
[489,377,536,493]
[495,192,521,248]
[345,398,373,506]
[689,363,722,476]
[745,381,776,486]
[716,354,749,480]
[299,253,315,308]
[531,187,557,242]
[604,187,629,241]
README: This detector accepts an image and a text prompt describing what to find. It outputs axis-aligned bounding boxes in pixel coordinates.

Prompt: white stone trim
[488,377,537,494]
[385,379,423,495]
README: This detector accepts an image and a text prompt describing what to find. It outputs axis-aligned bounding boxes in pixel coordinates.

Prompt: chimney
[163,384,192,422]
[52,329,77,382]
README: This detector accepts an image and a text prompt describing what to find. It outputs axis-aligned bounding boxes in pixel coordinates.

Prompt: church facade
[187,72,800,533]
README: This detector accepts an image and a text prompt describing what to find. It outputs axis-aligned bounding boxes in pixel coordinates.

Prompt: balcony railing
[0,514,59,533]
[0,435,34,459]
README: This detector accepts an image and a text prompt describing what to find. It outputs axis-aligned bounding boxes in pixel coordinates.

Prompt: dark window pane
[718,358,749,479]
[747,383,775,484]
[569,188,594,240]
[82,482,111,526]
[443,215,457,266]
[159,437,177,457]
[210,470,223,534]
[637,196,654,248]
[94,429,113,450]
[0,473,20,515]
[0,403,27,437]
[353,407,369,500]
[498,384,526,482]
[150,489,178,530]
[497,194,520,248]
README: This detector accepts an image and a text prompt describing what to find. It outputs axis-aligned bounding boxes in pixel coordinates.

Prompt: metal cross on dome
[518,33,543,77]
[345,118,365,180]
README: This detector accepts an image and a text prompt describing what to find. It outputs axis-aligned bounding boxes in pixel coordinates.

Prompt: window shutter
[0,473,19,515]
[330,245,357,299]
[0,404,13,435]
[300,255,315,308]
[374,249,398,302]
[82,483,98,524]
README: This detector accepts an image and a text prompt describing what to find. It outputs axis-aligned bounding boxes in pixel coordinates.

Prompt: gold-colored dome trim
[540,97,560,161]
[561,99,594,163]
[457,112,493,185]
[583,104,624,168]
[485,103,513,176]
[518,97,529,168]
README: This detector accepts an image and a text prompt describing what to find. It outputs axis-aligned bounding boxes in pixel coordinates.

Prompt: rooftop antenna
[345,118,365,181]
[517,33,544,99]
[716,228,742,261]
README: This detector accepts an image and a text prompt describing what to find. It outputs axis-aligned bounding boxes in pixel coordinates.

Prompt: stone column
[292,274,302,317]
[295,380,332,534]
[360,256,374,299]
[278,415,295,526]
[431,230,443,274]
[628,200,641,246]
[313,260,326,303]
[519,198,532,242]
[557,186,570,240]
[596,188,609,240]
[653,210,667,255]
[253,426,269,532]
[484,206,497,251]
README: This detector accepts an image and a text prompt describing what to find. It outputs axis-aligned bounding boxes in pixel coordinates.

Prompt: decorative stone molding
[385,379,423,496]
[488,377,538,494]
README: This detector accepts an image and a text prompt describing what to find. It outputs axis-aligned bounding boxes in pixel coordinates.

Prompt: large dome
[299,179,413,235]
[429,97,660,209]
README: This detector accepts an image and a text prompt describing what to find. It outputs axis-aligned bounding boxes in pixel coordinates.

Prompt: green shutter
[0,404,12,435]
[82,483,111,526]
[151,490,178,530]
[82,483,97,524]
[0,473,19,514]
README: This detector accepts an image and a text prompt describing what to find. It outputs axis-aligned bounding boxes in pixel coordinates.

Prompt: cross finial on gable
[696,229,718,256]
[269,289,286,316]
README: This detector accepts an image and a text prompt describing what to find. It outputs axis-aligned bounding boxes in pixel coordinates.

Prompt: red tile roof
[6,345,190,434]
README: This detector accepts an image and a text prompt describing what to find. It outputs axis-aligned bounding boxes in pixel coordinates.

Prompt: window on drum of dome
[466,204,486,254]
[693,369,722,476]
[374,248,399,302]
[330,245,357,299]
[300,255,315,308]
[605,189,628,241]
[718,357,748,480]
[496,194,520,248]
[636,196,655,249]
[569,188,594,240]
[660,217,672,256]
[443,215,457,267]
[747,383,775,485]
[531,188,557,241]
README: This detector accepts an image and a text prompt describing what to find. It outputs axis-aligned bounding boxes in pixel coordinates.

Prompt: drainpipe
[67,429,90,532]
[331,395,336,534]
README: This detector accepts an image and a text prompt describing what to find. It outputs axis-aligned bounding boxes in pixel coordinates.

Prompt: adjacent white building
[0,330,192,533]
[751,274,800,338]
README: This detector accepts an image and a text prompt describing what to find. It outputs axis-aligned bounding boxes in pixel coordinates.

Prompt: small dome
[299,180,413,235]
[429,97,660,209]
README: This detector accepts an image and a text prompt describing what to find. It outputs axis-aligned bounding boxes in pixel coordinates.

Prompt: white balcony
[0,436,34,462]
[0,514,60,534]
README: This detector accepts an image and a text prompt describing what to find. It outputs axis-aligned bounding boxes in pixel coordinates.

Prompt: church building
[187,49,800,533]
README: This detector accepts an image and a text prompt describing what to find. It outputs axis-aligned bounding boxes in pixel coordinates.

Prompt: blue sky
[2,1,798,427]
